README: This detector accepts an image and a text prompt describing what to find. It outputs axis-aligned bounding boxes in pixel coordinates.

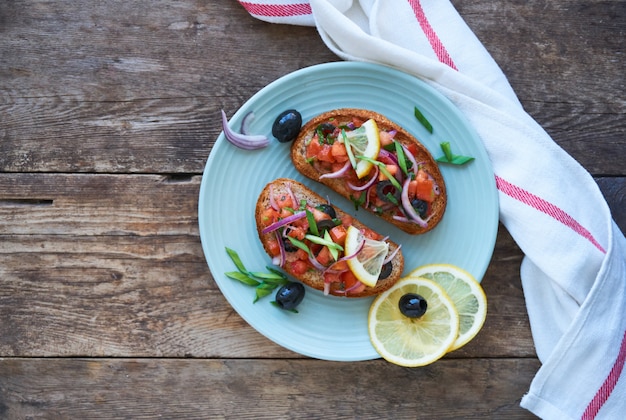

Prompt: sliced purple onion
[274,231,286,267]
[261,211,307,234]
[240,111,255,135]
[286,183,298,209]
[383,244,401,264]
[319,161,351,179]
[400,178,428,228]
[220,109,269,150]
[343,280,364,294]
[401,144,418,174]
[347,165,379,191]
[308,254,327,271]
[269,185,279,210]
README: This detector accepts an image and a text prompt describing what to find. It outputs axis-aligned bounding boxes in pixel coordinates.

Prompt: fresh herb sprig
[225,247,289,302]
[436,142,475,165]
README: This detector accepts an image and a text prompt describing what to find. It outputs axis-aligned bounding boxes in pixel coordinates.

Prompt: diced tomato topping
[352,117,364,128]
[289,259,309,276]
[379,130,394,147]
[324,271,342,284]
[415,178,435,202]
[379,164,398,181]
[329,225,347,247]
[287,226,306,240]
[331,141,348,162]
[266,238,280,257]
[406,142,419,157]
[311,207,331,222]
[306,137,323,159]
[275,194,294,209]
[342,271,366,295]
[261,207,280,226]
[362,227,382,241]
[317,144,335,162]
[329,259,348,272]
[295,248,309,261]
[340,214,353,228]
[316,246,334,266]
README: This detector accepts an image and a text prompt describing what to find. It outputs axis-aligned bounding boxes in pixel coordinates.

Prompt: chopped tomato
[331,162,348,172]
[317,144,335,162]
[290,259,309,276]
[340,214,353,228]
[311,207,331,222]
[331,141,348,161]
[362,227,381,240]
[324,271,342,285]
[316,246,334,266]
[379,130,394,147]
[295,248,309,261]
[306,137,323,159]
[329,259,348,272]
[260,207,280,225]
[415,178,435,202]
[342,271,366,295]
[275,194,294,209]
[351,117,364,128]
[405,142,419,157]
[379,164,398,181]
[266,238,280,257]
[287,226,306,240]
[329,225,347,247]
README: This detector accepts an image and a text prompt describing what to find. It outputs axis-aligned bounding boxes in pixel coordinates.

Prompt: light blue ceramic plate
[198,62,498,361]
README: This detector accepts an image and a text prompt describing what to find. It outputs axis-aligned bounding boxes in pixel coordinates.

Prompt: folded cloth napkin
[236,1,626,418]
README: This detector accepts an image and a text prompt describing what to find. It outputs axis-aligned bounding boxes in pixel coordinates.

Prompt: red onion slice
[240,111,255,135]
[319,161,351,179]
[347,165,379,191]
[400,178,428,227]
[220,109,269,150]
[261,211,307,234]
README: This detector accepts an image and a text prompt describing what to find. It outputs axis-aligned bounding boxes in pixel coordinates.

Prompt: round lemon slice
[407,264,487,351]
[368,277,459,367]
[344,225,389,287]
[342,119,380,178]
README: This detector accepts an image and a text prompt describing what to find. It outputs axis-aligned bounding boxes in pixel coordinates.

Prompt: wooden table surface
[1,1,624,418]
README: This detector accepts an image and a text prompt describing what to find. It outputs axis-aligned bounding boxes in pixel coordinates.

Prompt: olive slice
[376,180,401,203]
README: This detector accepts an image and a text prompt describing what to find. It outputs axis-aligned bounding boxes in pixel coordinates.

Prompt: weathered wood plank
[0,0,623,174]
[0,358,540,419]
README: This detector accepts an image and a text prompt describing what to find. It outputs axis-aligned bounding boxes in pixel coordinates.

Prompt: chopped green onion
[350,191,367,210]
[394,140,409,176]
[304,234,344,252]
[436,142,475,165]
[306,209,319,236]
[287,236,311,255]
[357,156,403,191]
[225,271,260,286]
[414,106,433,133]
[226,247,248,274]
[324,230,339,261]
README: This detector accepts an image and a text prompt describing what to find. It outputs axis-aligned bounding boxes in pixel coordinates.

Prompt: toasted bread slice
[256,178,404,298]
[291,108,446,235]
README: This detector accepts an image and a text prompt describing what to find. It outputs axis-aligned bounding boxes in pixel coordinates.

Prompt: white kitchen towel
[235,1,626,418]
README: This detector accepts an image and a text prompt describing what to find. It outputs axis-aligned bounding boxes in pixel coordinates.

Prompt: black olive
[378,261,393,280]
[316,219,336,232]
[316,123,336,137]
[399,293,427,318]
[282,236,299,252]
[274,282,305,310]
[376,180,401,203]
[315,204,337,219]
[411,198,428,218]
[272,109,302,143]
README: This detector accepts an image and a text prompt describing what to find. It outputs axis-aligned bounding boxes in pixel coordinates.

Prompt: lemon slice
[344,225,389,287]
[408,264,487,351]
[368,277,459,367]
[342,119,380,178]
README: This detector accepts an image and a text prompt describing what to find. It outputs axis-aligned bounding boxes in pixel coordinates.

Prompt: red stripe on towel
[582,330,626,419]
[495,176,606,253]
[407,0,457,70]
[238,2,312,17]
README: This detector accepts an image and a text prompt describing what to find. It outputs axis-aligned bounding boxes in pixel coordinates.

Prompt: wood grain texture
[0,358,541,419]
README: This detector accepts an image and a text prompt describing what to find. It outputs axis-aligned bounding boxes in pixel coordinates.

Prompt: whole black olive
[316,219,337,232]
[376,180,401,203]
[378,261,393,280]
[399,293,427,318]
[411,198,428,218]
[272,109,302,143]
[281,236,299,252]
[315,204,337,219]
[274,282,305,311]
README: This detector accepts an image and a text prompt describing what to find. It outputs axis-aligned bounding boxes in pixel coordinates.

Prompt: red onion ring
[261,211,307,234]
[220,109,269,150]
[240,111,255,135]
[320,161,351,179]
[400,178,428,227]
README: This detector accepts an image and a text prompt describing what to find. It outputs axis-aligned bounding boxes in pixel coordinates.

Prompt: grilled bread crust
[255,178,404,298]
[291,108,446,235]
